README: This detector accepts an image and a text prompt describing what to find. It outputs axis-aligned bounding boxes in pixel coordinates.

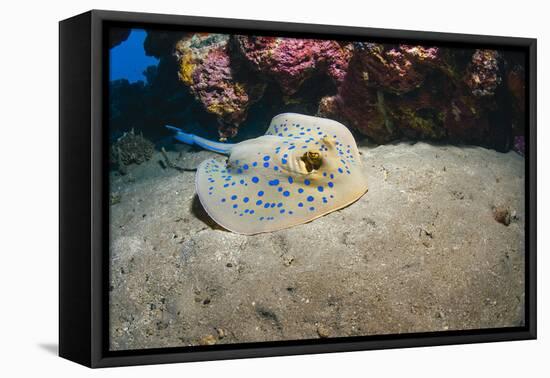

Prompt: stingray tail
[165,125,234,155]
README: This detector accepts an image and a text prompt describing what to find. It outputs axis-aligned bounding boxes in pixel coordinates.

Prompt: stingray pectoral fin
[165,125,234,155]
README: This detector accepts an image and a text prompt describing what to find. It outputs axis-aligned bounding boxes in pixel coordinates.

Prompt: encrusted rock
[111,129,154,168]
[199,334,217,345]
[464,49,501,97]
[316,324,331,338]
[175,34,266,138]
[232,36,353,96]
[352,43,440,94]
[493,206,511,226]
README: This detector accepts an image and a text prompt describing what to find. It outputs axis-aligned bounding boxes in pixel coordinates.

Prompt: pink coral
[175,34,265,138]
[233,36,352,95]
[318,43,441,142]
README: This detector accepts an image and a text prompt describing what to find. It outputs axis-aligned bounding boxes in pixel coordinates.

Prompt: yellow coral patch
[207,102,235,116]
[179,53,196,85]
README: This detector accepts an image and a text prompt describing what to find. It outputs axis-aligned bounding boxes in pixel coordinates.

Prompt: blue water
[110,29,159,83]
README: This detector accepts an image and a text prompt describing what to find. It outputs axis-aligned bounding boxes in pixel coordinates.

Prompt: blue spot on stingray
[221,198,226,202]
[223,183,229,188]
[233,204,238,209]
[264,203,270,208]
[280,209,285,214]
[289,211,294,214]
[243,197,249,203]
[288,146,295,150]
[244,209,249,213]
[258,190,264,197]
[282,159,288,164]
[307,196,314,202]
[288,177,294,184]
[256,200,262,205]
[263,156,270,161]
[298,202,304,207]
[330,173,334,179]
[309,207,315,211]
[338,168,343,173]
[283,191,290,197]
[237,169,243,174]
[277,203,283,207]
[231,195,237,200]
[328,182,334,188]
[250,210,255,214]
[278,187,283,192]
[260,217,264,220]
[243,164,249,170]
[274,166,279,171]
[304,179,311,185]
[263,162,270,168]
[298,188,304,194]
[268,179,279,186]
[252,162,258,167]
[252,177,259,183]
[270,203,276,208]
[317,186,324,192]
[323,172,327,177]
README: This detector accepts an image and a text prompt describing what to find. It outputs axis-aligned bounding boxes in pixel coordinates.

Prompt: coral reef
[232,36,352,96]
[175,34,266,138]
[319,45,507,145]
[319,44,442,142]
[109,30,526,152]
[351,43,440,94]
[464,49,501,97]
[111,129,155,173]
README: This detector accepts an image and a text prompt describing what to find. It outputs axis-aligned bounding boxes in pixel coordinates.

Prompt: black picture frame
[59,9,537,368]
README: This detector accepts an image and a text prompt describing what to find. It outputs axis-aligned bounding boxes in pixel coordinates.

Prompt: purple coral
[233,36,352,95]
[513,136,525,156]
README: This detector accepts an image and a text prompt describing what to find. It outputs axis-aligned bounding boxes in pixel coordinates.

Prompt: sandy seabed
[108,141,525,350]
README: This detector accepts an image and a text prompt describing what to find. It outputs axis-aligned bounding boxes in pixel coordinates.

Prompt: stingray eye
[301,150,323,173]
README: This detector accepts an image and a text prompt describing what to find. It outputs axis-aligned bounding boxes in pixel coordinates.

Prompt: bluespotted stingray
[166,113,368,235]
